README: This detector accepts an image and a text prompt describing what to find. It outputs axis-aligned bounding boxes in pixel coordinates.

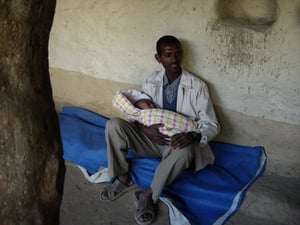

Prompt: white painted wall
[49,0,300,177]
[49,0,300,125]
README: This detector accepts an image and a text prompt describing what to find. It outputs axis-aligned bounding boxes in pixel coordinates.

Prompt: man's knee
[173,146,194,163]
[106,117,134,140]
[106,117,126,132]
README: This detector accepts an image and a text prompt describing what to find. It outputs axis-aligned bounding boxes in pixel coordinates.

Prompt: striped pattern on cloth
[112,90,141,116]
[113,91,196,136]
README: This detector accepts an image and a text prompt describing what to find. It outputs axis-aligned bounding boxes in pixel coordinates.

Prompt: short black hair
[156,35,181,55]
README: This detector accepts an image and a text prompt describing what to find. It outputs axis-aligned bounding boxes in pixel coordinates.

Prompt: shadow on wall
[180,39,198,73]
[217,0,278,30]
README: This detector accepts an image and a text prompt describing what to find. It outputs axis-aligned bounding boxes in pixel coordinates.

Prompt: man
[100,35,220,225]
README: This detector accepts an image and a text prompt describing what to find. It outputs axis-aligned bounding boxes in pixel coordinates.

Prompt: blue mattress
[59,106,266,225]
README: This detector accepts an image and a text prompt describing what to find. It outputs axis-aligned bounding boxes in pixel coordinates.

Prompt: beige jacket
[142,69,220,171]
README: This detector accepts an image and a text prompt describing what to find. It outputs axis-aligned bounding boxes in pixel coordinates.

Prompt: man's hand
[135,122,170,146]
[170,132,201,149]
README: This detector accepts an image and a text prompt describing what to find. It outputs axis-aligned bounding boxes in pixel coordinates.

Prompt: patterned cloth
[113,91,196,136]
[113,90,142,116]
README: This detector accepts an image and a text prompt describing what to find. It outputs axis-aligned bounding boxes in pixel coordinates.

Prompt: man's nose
[170,54,178,63]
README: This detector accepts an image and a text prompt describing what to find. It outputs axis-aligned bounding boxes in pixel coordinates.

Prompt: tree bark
[0,1,64,224]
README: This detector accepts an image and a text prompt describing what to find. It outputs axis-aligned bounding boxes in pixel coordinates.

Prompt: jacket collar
[156,68,193,89]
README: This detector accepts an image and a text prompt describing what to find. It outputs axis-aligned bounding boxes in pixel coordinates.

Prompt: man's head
[156,35,181,55]
[155,35,183,76]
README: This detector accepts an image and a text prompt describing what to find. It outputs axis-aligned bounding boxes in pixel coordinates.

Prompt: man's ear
[154,54,161,63]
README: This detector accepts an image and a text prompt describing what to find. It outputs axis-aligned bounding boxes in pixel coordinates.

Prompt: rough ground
[60,162,300,225]
[60,163,169,225]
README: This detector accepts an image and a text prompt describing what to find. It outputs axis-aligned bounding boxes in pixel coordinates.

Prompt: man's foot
[133,190,156,225]
[99,177,138,202]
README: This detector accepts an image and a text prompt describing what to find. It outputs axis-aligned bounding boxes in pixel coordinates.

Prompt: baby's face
[135,99,156,109]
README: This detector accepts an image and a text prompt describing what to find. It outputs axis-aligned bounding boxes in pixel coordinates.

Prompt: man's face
[155,42,183,75]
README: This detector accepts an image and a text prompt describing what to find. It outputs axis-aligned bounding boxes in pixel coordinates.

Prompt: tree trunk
[0,1,64,224]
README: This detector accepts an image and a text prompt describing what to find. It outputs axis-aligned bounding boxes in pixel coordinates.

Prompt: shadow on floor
[60,163,169,225]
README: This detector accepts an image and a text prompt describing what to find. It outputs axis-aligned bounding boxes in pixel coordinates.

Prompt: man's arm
[195,84,220,145]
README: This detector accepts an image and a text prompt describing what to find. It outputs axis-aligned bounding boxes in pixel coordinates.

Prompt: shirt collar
[163,73,182,87]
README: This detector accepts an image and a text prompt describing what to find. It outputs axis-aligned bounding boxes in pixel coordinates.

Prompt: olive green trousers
[105,117,195,203]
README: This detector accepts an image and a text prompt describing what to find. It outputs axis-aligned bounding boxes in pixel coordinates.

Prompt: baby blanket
[113,90,196,136]
[59,107,266,225]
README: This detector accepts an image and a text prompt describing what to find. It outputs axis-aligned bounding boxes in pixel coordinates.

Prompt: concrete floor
[60,163,300,225]
[60,163,169,225]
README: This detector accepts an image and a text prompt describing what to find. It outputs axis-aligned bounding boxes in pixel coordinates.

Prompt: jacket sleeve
[195,84,220,146]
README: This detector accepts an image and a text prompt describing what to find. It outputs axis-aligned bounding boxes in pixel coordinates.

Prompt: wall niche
[218,0,278,29]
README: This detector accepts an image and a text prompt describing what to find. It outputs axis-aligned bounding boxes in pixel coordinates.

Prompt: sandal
[99,178,138,202]
[133,190,156,225]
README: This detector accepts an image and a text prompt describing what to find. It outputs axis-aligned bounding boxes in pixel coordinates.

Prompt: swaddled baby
[112,89,196,136]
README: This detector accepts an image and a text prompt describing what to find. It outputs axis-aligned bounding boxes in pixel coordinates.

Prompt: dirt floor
[60,162,298,225]
[60,162,169,225]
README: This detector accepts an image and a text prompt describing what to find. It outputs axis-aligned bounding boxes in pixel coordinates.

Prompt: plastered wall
[49,0,300,177]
